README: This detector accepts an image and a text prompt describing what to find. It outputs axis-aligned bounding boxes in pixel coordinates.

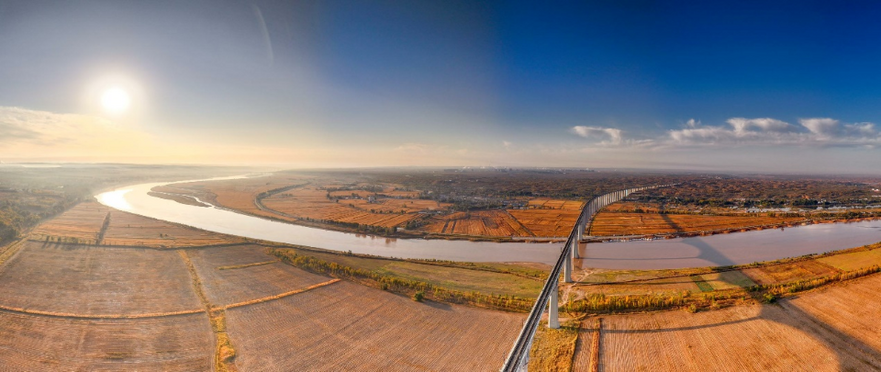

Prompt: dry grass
[529,319,580,371]
[225,281,526,371]
[0,242,203,316]
[589,212,803,237]
[30,201,110,243]
[0,311,214,371]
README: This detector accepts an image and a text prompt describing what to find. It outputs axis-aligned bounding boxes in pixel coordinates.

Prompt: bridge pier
[563,251,573,283]
[548,282,559,329]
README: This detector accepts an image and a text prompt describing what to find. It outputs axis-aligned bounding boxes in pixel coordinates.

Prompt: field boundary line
[0,305,205,320]
[0,238,28,267]
[223,279,342,310]
[589,318,602,372]
[217,260,278,271]
[24,239,253,251]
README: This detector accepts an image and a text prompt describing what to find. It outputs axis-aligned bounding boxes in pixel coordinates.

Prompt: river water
[95,177,881,270]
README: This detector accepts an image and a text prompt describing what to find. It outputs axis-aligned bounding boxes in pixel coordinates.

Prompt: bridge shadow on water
[576,207,881,370]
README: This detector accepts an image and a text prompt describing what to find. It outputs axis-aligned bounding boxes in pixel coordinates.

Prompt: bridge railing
[501,184,673,371]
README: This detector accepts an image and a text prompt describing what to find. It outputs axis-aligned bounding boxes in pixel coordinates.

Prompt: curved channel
[95,177,881,269]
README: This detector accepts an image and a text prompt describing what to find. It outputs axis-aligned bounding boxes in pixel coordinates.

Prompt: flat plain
[225,281,525,371]
[0,241,203,316]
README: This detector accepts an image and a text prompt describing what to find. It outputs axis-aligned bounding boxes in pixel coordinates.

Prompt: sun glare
[101,87,131,113]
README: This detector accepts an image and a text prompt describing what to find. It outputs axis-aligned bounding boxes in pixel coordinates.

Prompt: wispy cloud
[571,126,623,145]
[0,106,155,158]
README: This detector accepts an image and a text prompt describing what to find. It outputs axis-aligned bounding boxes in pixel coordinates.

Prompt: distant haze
[1,1,880,173]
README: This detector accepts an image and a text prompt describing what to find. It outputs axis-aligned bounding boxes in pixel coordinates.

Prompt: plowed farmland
[102,210,240,248]
[422,210,532,237]
[0,311,213,371]
[0,242,203,316]
[507,209,581,237]
[187,245,331,306]
[570,273,881,371]
[225,281,525,371]
[30,201,110,243]
[262,186,423,228]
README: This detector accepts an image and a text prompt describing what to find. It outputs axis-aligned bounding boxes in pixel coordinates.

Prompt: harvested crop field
[572,273,881,371]
[102,210,240,248]
[30,201,110,243]
[508,209,581,237]
[0,242,202,316]
[186,245,331,306]
[422,210,532,237]
[527,198,584,210]
[785,273,881,354]
[226,281,525,371]
[263,186,421,228]
[0,310,213,371]
[588,212,803,237]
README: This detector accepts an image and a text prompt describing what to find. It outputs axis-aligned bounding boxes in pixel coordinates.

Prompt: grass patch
[701,271,756,290]
[818,247,881,271]
[690,275,714,292]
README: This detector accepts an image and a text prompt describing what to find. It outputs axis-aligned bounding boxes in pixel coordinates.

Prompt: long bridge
[501,184,673,371]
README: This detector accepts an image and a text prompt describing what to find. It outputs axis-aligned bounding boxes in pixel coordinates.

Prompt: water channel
[95,177,881,270]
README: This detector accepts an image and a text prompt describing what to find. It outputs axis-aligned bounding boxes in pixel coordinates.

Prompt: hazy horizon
[2,1,881,173]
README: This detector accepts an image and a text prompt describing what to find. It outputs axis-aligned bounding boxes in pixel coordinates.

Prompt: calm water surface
[95,177,881,269]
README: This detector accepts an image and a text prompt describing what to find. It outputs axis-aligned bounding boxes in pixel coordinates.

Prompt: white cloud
[571,126,624,145]
[799,118,839,138]
[727,117,794,134]
[667,116,881,147]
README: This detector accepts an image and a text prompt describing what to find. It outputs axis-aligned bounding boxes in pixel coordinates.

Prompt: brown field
[102,211,240,248]
[570,273,881,371]
[527,198,585,210]
[589,212,804,237]
[0,311,213,371]
[30,201,110,243]
[226,281,525,371]
[740,260,840,285]
[168,174,313,217]
[422,210,532,237]
[263,186,423,228]
[508,209,581,237]
[187,245,331,307]
[0,242,203,316]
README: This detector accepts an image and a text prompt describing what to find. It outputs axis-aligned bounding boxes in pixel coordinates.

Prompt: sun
[101,87,131,113]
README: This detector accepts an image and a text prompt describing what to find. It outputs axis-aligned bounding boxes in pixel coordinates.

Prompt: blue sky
[1,1,880,172]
